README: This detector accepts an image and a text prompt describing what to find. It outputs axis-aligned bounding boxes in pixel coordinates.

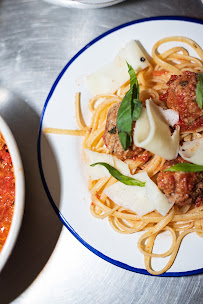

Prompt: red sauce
[159,91,168,102]
[132,151,150,162]
[152,70,168,77]
[167,74,178,85]
[0,145,15,251]
[195,197,202,208]
[178,115,203,132]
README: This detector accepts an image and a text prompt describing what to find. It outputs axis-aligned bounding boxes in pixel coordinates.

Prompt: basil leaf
[117,88,133,150]
[127,62,140,100]
[117,62,142,150]
[164,163,203,172]
[132,99,142,121]
[127,63,139,95]
[90,162,145,187]
[117,89,133,134]
[130,64,142,120]
[118,131,132,151]
[196,73,203,109]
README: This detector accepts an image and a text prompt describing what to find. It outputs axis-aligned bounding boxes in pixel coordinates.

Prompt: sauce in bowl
[0,135,15,252]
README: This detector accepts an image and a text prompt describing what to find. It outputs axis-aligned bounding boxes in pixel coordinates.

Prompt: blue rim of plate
[38,16,203,277]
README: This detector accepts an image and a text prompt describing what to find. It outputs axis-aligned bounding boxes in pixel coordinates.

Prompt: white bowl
[0,115,25,273]
[43,0,125,9]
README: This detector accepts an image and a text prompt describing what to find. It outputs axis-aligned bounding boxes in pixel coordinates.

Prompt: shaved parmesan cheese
[133,99,180,160]
[179,138,203,165]
[113,157,131,177]
[145,177,174,216]
[104,172,154,217]
[135,172,174,216]
[155,106,179,126]
[84,149,114,180]
[104,171,173,217]
[86,41,149,95]
[84,149,132,180]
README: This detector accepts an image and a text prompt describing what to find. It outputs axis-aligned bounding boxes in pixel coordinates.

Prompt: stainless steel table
[0,0,203,303]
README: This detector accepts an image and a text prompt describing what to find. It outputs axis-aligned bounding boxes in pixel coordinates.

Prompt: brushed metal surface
[0,0,203,303]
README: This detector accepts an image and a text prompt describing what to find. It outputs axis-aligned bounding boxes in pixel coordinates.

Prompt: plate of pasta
[38,17,203,276]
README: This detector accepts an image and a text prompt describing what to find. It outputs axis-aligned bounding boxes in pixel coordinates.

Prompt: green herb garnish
[164,163,203,172]
[196,73,203,109]
[132,99,143,121]
[90,162,145,187]
[117,63,142,151]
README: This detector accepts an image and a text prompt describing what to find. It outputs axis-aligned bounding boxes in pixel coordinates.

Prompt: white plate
[38,17,203,276]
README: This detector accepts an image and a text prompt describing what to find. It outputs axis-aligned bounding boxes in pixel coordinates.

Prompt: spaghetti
[44,36,203,275]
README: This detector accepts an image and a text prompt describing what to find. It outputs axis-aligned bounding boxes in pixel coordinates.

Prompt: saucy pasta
[44,36,203,275]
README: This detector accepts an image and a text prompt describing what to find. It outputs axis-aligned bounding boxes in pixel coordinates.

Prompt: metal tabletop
[0,0,203,303]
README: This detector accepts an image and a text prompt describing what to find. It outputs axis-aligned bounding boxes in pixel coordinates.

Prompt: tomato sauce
[178,115,203,132]
[152,70,168,77]
[0,145,15,251]
[132,150,150,162]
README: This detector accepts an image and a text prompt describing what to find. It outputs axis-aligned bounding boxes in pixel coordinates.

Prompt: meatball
[160,71,203,132]
[103,102,143,160]
[157,157,203,206]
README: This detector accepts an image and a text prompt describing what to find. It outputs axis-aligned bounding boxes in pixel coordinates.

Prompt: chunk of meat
[160,71,203,132]
[103,102,143,160]
[157,157,203,206]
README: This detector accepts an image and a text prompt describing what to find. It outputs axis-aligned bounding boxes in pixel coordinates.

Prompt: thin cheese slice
[133,99,180,160]
[84,150,132,180]
[179,138,203,165]
[84,149,114,180]
[145,177,174,216]
[104,171,173,217]
[113,157,131,177]
[156,106,179,127]
[134,172,174,216]
[86,41,149,95]
[104,172,154,217]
